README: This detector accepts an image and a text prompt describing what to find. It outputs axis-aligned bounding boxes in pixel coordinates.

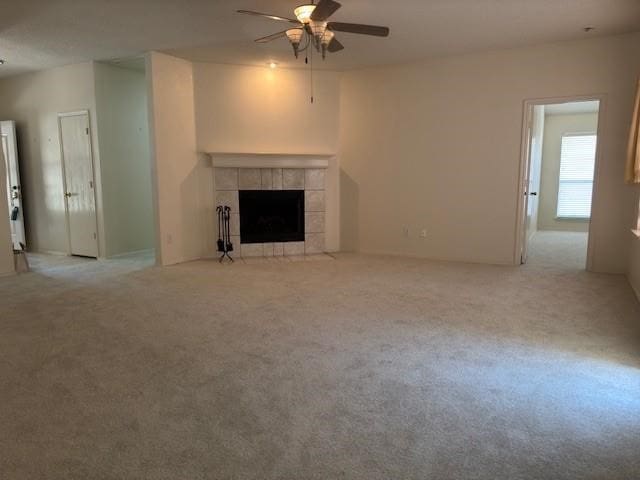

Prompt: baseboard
[357,248,515,267]
[32,249,68,256]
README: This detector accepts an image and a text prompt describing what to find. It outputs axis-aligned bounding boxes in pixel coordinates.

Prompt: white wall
[94,63,155,257]
[538,112,598,232]
[191,62,342,252]
[0,63,106,256]
[147,52,212,266]
[193,63,341,155]
[0,145,14,275]
[339,33,640,272]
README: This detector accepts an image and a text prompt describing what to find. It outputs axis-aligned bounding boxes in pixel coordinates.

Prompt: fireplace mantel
[208,152,333,169]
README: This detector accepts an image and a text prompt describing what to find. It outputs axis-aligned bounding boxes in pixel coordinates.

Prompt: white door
[59,112,99,258]
[1,121,26,250]
[521,105,544,263]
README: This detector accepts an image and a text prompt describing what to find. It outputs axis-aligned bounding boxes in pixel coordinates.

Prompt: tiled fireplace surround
[215,167,326,257]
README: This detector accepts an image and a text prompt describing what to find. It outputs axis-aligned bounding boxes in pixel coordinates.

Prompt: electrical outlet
[420,229,428,238]
[402,226,410,238]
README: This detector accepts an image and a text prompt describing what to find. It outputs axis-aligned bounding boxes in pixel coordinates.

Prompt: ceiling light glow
[294,4,316,24]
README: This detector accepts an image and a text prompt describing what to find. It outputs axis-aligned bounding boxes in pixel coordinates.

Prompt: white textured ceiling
[1,0,639,78]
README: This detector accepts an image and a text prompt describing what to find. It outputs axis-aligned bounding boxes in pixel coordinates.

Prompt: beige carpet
[1,249,639,479]
[526,230,588,269]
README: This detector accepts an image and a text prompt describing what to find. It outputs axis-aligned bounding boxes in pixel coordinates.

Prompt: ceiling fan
[237,0,390,60]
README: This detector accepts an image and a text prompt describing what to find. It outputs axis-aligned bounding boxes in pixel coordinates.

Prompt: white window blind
[557,134,597,218]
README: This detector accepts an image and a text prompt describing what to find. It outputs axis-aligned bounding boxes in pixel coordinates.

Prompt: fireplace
[239,190,305,244]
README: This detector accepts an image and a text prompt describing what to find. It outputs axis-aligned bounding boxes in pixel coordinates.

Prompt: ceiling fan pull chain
[310,43,314,103]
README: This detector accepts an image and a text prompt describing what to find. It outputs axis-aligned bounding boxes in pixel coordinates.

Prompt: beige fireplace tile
[241,243,264,257]
[305,190,325,212]
[215,191,239,212]
[239,168,262,190]
[283,241,305,256]
[263,243,275,257]
[229,236,240,254]
[305,169,325,190]
[261,170,273,189]
[272,169,283,190]
[229,213,240,236]
[283,169,304,189]
[305,233,325,254]
[305,213,325,233]
[273,242,284,256]
[214,168,238,190]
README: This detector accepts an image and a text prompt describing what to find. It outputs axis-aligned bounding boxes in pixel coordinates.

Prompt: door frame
[57,110,100,257]
[515,93,607,270]
[1,120,26,249]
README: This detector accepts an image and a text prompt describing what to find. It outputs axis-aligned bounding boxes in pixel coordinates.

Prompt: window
[557,134,597,219]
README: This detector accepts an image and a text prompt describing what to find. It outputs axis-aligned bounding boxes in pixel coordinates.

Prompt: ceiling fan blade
[327,37,344,53]
[255,30,288,43]
[310,0,342,21]
[328,22,389,37]
[237,10,300,25]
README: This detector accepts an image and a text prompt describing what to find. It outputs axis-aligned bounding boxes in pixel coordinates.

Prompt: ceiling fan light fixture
[320,29,334,46]
[309,20,328,49]
[294,4,316,24]
[320,30,334,59]
[286,28,304,58]
[286,28,304,44]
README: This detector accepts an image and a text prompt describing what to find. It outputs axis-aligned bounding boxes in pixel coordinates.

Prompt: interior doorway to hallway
[518,98,603,270]
[1,57,156,265]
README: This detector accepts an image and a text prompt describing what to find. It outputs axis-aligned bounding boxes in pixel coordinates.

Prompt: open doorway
[0,57,156,273]
[518,98,602,269]
[94,57,156,261]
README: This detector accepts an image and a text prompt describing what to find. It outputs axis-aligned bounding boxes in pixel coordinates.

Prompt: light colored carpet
[526,231,588,269]
[1,250,639,479]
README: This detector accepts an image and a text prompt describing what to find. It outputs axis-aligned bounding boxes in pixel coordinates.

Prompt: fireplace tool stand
[216,205,234,263]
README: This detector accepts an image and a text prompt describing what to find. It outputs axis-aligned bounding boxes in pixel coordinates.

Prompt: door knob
[529,192,538,196]
[64,192,73,198]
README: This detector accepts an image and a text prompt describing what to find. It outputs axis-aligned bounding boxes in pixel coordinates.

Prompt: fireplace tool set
[216,205,234,262]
